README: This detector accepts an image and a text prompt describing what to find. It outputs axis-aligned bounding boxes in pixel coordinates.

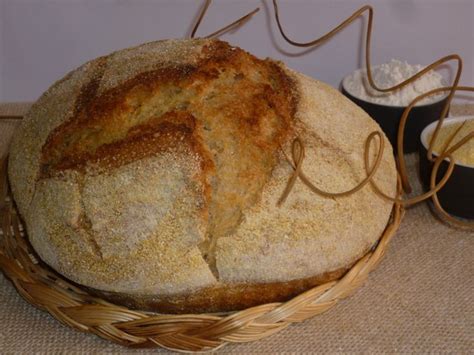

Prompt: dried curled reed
[190,0,260,39]
[271,0,473,228]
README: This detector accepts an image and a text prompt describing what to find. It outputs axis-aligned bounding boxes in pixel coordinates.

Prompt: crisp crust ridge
[88,265,349,314]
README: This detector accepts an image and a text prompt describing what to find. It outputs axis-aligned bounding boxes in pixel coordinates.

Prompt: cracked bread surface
[8,39,397,313]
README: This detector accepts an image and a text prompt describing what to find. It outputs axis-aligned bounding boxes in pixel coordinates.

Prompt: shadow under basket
[0,179,403,353]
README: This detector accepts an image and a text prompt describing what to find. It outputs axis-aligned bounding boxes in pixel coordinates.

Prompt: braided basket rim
[0,156,404,352]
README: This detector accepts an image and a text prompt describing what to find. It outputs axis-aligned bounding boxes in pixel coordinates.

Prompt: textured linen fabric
[0,103,473,353]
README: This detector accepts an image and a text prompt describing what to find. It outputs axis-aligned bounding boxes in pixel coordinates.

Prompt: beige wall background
[1,0,473,102]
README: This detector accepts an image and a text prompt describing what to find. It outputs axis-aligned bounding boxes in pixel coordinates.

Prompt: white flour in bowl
[343,59,446,106]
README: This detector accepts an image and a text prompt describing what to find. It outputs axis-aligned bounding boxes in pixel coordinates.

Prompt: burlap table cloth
[0,102,472,353]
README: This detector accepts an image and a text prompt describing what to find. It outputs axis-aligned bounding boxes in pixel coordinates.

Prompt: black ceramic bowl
[341,75,449,154]
[419,116,474,220]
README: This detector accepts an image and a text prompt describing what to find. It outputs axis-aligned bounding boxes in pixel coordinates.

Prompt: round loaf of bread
[8,39,397,313]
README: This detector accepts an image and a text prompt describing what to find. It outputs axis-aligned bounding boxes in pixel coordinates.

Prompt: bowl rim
[341,67,449,109]
[420,115,474,169]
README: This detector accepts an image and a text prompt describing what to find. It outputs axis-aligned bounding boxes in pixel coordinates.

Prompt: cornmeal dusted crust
[8,39,397,313]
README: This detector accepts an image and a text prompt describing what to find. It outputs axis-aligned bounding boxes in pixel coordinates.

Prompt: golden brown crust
[42,111,203,175]
[88,265,348,314]
[40,40,297,178]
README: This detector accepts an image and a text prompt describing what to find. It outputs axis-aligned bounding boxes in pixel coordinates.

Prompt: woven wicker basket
[0,156,403,352]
